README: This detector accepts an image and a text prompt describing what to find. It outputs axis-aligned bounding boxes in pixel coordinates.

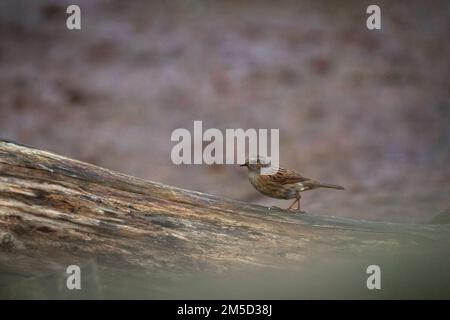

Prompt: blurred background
[0,0,448,223]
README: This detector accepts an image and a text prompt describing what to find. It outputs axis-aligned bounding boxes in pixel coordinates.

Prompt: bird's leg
[287,198,298,211]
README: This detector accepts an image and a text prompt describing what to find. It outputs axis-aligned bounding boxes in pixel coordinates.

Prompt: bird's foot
[287,208,306,214]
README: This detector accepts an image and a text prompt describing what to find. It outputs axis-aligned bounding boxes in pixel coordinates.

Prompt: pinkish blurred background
[0,0,449,222]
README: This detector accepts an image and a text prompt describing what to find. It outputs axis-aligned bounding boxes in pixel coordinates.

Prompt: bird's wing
[267,167,310,185]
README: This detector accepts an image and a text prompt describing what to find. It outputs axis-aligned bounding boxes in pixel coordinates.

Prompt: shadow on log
[0,139,449,299]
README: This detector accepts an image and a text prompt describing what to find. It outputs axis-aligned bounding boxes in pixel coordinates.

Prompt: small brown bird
[240,158,344,212]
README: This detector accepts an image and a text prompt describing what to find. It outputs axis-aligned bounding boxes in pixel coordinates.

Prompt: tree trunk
[0,139,449,299]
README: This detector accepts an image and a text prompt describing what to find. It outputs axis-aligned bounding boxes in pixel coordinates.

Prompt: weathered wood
[0,139,449,298]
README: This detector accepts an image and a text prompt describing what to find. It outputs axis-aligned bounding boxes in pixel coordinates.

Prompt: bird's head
[240,156,271,172]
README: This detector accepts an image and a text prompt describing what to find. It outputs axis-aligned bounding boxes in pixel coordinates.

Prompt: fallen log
[0,139,449,299]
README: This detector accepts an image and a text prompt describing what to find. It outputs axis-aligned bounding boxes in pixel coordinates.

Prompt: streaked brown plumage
[240,158,344,212]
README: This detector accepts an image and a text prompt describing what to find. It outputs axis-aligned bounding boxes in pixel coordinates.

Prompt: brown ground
[0,0,449,222]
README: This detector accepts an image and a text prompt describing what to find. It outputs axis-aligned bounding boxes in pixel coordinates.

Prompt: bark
[0,139,449,299]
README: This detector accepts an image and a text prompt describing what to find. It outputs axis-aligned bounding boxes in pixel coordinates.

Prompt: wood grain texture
[0,139,449,298]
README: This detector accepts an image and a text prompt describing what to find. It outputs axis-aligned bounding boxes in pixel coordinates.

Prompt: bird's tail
[318,182,345,190]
